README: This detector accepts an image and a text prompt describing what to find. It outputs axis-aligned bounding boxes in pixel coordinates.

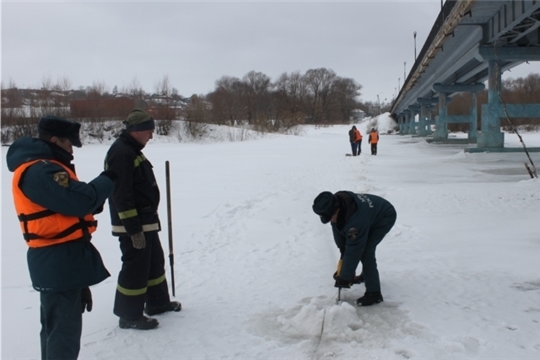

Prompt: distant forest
[2,70,539,143]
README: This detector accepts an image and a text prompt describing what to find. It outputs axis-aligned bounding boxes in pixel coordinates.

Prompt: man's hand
[81,287,92,313]
[334,275,352,289]
[131,232,146,249]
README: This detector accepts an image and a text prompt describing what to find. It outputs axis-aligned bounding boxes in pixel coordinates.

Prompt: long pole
[414,31,417,60]
[165,160,176,297]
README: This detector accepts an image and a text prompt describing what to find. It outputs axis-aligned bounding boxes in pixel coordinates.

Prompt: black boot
[356,291,383,306]
[144,301,182,316]
[119,315,159,330]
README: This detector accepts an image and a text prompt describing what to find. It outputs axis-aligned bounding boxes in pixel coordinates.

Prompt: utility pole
[404,62,407,82]
[398,77,400,90]
[414,31,417,60]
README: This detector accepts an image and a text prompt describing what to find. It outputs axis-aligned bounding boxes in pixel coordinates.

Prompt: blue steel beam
[391,0,540,119]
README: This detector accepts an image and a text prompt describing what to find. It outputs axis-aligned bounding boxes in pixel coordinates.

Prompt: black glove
[81,287,93,313]
[93,202,105,215]
[352,273,365,284]
[100,170,118,182]
[334,275,352,289]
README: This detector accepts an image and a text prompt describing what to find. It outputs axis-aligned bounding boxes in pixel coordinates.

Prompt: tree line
[2,71,538,144]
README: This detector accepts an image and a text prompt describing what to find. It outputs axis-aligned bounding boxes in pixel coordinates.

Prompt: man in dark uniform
[105,108,181,330]
[6,116,116,359]
[312,191,397,306]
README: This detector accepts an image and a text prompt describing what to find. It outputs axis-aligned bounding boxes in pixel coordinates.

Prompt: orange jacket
[354,129,363,141]
[12,159,97,248]
[369,131,379,144]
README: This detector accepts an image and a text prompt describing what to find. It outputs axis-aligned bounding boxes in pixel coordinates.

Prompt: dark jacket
[6,136,113,292]
[105,130,161,236]
[331,191,396,280]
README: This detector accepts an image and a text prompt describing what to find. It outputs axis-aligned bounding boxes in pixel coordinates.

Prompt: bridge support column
[418,104,428,136]
[477,60,504,148]
[433,92,448,140]
[469,92,478,142]
[402,111,411,135]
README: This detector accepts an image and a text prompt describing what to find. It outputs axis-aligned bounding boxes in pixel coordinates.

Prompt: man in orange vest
[355,127,363,154]
[368,128,379,155]
[6,116,116,360]
[348,126,360,156]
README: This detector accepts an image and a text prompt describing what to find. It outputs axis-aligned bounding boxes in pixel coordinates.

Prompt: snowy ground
[2,115,540,359]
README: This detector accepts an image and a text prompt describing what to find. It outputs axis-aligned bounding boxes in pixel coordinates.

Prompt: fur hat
[38,116,82,147]
[124,109,155,131]
[312,191,340,224]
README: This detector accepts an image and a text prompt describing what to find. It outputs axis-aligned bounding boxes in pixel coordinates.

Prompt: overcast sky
[2,0,540,104]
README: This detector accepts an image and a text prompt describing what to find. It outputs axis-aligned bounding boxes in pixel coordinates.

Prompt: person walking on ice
[368,128,379,155]
[312,191,397,306]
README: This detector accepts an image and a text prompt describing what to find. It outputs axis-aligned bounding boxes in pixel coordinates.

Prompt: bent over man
[6,116,115,359]
[312,191,397,306]
[105,108,181,330]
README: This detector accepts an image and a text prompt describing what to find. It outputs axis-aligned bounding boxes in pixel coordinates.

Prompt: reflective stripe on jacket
[12,159,97,248]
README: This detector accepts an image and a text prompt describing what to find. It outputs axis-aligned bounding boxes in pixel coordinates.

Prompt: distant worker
[348,126,358,156]
[355,127,363,155]
[368,128,379,155]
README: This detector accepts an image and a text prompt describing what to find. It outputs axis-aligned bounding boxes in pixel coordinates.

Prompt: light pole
[404,62,407,82]
[398,77,400,90]
[414,31,417,60]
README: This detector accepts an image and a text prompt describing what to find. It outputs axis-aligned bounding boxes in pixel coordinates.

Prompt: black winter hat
[38,116,82,147]
[124,109,155,132]
[312,191,339,224]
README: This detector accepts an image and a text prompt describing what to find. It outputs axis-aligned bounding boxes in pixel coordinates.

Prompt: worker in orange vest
[6,116,116,359]
[368,128,379,155]
[355,127,363,155]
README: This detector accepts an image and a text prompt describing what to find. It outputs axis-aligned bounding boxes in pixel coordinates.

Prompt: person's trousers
[357,140,362,154]
[361,208,397,293]
[114,232,171,320]
[350,142,358,156]
[40,289,82,360]
[371,143,378,155]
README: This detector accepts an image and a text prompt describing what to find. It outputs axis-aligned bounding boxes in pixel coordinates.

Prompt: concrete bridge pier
[408,105,420,135]
[417,97,438,137]
[433,92,449,141]
[477,60,504,148]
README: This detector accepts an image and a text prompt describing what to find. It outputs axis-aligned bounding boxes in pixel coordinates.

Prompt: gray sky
[2,0,540,104]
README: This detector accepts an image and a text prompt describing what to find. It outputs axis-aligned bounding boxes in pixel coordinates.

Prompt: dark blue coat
[331,191,396,280]
[6,136,114,292]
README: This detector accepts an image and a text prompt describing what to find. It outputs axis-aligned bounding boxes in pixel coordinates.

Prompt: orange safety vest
[12,159,97,248]
[355,129,363,141]
[370,131,379,144]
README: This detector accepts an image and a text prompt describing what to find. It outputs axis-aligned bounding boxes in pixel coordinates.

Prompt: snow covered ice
[2,114,540,359]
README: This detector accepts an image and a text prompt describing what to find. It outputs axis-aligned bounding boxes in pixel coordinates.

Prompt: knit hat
[312,191,340,224]
[124,109,155,132]
[38,116,82,147]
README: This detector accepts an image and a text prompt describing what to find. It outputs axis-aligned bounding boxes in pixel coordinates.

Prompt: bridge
[390,0,540,151]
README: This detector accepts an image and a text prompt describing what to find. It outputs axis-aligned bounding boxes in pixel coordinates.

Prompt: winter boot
[144,301,182,316]
[356,291,383,306]
[119,315,159,330]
